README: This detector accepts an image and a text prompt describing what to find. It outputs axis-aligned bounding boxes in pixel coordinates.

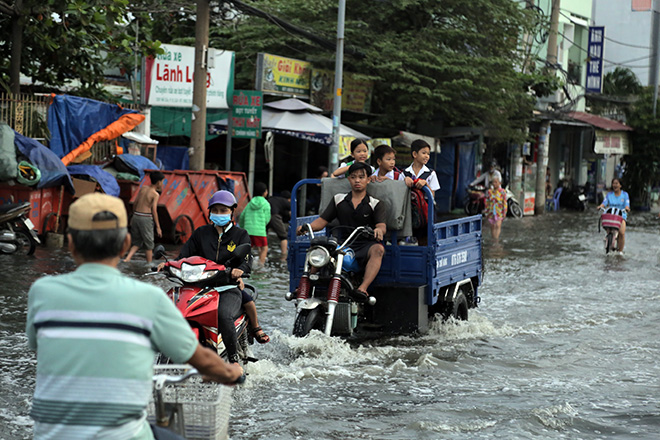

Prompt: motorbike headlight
[308,246,331,268]
[171,263,218,283]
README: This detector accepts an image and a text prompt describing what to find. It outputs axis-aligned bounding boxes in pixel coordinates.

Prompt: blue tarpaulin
[67,165,120,197]
[48,95,139,159]
[455,141,477,207]
[156,146,189,171]
[14,131,75,193]
[434,143,455,213]
[113,154,159,179]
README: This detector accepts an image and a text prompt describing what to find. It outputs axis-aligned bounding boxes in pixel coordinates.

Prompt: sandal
[251,326,270,344]
[349,288,369,303]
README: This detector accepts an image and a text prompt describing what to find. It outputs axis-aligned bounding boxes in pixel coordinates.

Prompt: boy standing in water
[124,171,164,263]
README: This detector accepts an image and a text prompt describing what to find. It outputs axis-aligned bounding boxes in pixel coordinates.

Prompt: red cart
[129,170,250,244]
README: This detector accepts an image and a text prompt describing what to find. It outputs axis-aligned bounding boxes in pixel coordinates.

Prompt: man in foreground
[297,162,387,301]
[26,193,242,439]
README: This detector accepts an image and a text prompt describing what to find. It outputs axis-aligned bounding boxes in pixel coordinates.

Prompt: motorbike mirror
[232,243,252,260]
[153,245,167,260]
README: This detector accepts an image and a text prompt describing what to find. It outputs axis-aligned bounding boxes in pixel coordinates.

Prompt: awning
[208,98,367,145]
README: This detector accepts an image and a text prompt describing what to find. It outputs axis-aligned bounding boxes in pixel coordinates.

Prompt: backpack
[405,170,433,230]
[411,187,429,229]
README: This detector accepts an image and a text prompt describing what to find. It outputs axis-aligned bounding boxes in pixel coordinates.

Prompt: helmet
[208,190,237,209]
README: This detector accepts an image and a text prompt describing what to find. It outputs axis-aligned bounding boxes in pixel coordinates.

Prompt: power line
[605,36,650,50]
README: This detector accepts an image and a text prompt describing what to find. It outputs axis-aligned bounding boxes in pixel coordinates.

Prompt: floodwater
[1,211,660,439]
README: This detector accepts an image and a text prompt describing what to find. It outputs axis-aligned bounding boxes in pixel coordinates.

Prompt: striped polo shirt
[26,263,198,439]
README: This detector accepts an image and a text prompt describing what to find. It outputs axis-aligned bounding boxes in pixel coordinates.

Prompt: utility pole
[328,0,346,174]
[651,4,660,116]
[189,0,210,170]
[535,0,560,215]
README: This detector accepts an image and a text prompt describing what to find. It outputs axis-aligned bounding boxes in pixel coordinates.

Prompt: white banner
[594,130,630,155]
[144,44,234,109]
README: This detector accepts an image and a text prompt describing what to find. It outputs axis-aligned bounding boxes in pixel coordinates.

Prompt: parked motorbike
[505,186,523,218]
[464,185,523,218]
[285,224,377,337]
[599,207,624,254]
[559,184,588,211]
[152,244,256,367]
[0,202,40,255]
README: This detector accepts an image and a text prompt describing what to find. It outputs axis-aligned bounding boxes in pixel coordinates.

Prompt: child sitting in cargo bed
[371,144,413,186]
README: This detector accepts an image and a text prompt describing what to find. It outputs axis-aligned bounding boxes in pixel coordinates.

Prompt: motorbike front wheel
[293,307,325,337]
[508,201,523,218]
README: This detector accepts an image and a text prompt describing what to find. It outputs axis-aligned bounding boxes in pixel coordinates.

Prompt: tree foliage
[587,67,641,117]
[623,86,660,204]
[203,0,553,142]
[0,0,162,99]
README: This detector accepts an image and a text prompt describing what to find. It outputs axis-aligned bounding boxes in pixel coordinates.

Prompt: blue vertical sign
[586,26,605,93]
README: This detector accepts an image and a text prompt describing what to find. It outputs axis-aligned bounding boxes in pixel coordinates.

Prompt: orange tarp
[61,113,146,166]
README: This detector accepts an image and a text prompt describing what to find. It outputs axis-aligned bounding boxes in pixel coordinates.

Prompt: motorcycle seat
[0,202,29,215]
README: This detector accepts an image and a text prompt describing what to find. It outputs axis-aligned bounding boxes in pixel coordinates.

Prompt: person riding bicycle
[296,162,387,302]
[597,177,630,253]
[169,190,269,360]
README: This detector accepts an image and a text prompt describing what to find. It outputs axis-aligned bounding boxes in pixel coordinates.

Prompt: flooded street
[2,211,660,439]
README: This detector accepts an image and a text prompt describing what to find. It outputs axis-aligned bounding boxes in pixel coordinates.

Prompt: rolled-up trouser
[217,287,243,360]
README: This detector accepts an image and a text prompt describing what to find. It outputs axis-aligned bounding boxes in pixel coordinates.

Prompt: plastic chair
[546,187,562,211]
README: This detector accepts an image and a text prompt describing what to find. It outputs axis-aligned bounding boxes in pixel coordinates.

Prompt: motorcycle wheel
[14,228,36,256]
[293,307,325,337]
[442,290,468,321]
[508,201,523,218]
[465,201,481,216]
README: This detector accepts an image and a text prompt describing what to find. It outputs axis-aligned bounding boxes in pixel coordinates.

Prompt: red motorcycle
[152,244,256,367]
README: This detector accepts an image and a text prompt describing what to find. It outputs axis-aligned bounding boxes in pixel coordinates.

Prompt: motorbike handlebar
[153,367,246,387]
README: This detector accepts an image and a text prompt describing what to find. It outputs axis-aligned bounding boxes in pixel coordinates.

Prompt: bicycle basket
[601,213,623,230]
[148,365,233,440]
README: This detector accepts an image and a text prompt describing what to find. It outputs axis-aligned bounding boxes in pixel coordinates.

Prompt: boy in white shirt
[403,139,440,195]
[372,144,413,186]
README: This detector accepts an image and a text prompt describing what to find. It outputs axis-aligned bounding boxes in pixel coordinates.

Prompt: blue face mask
[210,213,232,227]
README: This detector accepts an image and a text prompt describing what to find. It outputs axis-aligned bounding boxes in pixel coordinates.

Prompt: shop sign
[310,68,374,113]
[256,53,311,97]
[594,130,630,155]
[231,90,262,139]
[586,27,605,93]
[338,137,391,160]
[143,44,234,108]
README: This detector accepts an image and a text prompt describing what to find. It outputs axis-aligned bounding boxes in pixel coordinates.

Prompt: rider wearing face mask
[176,190,255,362]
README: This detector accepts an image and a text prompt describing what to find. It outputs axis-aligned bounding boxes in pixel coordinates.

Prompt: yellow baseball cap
[68,193,128,230]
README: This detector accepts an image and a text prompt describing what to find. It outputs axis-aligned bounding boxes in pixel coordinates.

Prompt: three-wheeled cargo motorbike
[285,178,483,337]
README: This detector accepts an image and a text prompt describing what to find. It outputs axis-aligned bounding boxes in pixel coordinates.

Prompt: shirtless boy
[124,171,164,262]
